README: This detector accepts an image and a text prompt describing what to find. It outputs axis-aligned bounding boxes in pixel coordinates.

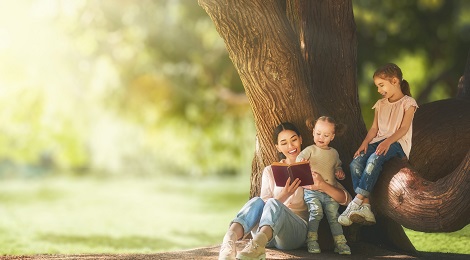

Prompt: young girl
[297,116,351,255]
[338,63,418,226]
[218,122,351,260]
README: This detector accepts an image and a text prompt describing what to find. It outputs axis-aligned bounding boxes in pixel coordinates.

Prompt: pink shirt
[370,95,418,158]
[260,162,351,222]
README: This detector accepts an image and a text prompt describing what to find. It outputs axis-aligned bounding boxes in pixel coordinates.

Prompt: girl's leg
[304,190,323,253]
[350,142,406,225]
[355,142,405,197]
[323,197,351,255]
[350,143,377,190]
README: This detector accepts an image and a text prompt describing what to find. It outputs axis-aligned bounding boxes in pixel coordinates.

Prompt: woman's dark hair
[273,122,301,160]
[373,63,412,97]
[306,116,346,137]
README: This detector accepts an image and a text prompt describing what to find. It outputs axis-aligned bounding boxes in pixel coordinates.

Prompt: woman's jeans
[350,140,405,197]
[304,190,343,236]
[231,197,307,250]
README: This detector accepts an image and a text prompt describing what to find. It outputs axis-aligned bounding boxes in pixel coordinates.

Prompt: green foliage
[354,0,470,124]
[0,1,469,177]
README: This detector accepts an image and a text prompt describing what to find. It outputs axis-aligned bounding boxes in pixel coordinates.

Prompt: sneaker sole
[349,213,376,225]
[236,253,266,260]
[338,216,353,226]
[334,248,351,255]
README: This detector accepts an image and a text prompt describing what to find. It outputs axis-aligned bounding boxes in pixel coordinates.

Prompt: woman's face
[275,129,302,162]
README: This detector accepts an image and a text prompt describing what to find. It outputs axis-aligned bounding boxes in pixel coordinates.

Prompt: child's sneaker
[333,235,351,255]
[218,240,236,260]
[236,232,267,260]
[338,201,361,226]
[349,204,376,225]
[306,232,320,253]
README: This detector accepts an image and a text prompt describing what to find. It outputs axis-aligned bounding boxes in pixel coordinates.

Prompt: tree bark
[199,0,470,253]
[199,0,318,197]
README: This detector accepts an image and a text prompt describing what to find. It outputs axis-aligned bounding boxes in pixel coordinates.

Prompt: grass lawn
[0,175,468,255]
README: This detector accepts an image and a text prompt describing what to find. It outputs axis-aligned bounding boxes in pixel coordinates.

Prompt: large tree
[199,0,470,252]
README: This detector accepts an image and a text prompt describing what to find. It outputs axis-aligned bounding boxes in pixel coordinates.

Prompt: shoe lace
[243,239,259,251]
[220,240,234,252]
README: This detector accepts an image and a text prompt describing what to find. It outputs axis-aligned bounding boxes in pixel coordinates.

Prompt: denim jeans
[304,190,343,236]
[350,140,405,197]
[231,197,308,250]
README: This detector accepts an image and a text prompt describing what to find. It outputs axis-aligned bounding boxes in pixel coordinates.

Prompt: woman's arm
[309,172,351,205]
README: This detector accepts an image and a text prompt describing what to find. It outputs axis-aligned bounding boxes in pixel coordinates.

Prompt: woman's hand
[276,177,301,202]
[304,171,326,191]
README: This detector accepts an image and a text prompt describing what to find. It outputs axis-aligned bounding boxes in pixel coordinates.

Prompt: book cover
[271,161,314,187]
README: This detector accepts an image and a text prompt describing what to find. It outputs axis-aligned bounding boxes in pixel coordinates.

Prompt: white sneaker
[218,240,236,260]
[349,204,376,225]
[338,201,361,226]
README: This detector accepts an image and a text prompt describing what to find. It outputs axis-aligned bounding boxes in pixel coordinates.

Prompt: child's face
[276,129,302,162]
[313,120,335,149]
[374,76,402,101]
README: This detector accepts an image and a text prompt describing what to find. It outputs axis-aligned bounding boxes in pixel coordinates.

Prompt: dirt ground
[1,240,468,260]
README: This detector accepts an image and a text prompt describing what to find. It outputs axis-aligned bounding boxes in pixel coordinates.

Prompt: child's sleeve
[296,147,309,162]
[404,96,419,111]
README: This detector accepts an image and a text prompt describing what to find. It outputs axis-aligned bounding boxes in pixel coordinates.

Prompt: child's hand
[335,170,345,180]
[354,143,368,158]
[376,139,392,156]
[298,157,308,162]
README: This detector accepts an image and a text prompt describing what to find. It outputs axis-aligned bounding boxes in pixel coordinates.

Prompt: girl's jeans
[231,197,307,250]
[304,190,343,236]
[350,140,405,197]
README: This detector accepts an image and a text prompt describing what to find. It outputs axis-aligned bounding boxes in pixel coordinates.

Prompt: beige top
[370,95,418,158]
[296,145,342,186]
[260,162,351,222]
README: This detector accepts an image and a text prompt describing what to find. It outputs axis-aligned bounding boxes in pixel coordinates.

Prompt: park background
[0,0,468,255]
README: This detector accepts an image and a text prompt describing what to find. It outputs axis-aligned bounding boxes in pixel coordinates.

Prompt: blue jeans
[350,140,405,197]
[231,197,308,250]
[304,190,343,236]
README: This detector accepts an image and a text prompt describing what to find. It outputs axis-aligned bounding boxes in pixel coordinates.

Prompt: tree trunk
[199,0,318,197]
[199,0,470,253]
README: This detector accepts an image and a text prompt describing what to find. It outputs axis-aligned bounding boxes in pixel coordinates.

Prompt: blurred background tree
[0,0,468,178]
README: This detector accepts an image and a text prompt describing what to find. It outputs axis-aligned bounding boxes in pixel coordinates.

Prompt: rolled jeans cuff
[355,187,370,198]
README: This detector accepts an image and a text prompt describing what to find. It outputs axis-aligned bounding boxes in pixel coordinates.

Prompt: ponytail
[400,79,412,97]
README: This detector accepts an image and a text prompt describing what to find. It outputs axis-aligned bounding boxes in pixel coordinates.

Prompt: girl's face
[275,129,302,162]
[313,120,335,149]
[374,76,403,102]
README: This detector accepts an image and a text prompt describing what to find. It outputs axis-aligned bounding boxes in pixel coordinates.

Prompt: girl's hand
[354,143,368,158]
[376,139,391,156]
[335,170,345,180]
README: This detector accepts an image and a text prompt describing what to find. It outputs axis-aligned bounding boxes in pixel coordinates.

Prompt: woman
[218,122,351,260]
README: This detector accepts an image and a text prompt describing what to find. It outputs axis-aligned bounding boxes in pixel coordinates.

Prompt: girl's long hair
[373,63,412,97]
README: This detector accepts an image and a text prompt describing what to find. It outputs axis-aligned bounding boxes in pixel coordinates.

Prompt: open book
[271,161,314,187]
